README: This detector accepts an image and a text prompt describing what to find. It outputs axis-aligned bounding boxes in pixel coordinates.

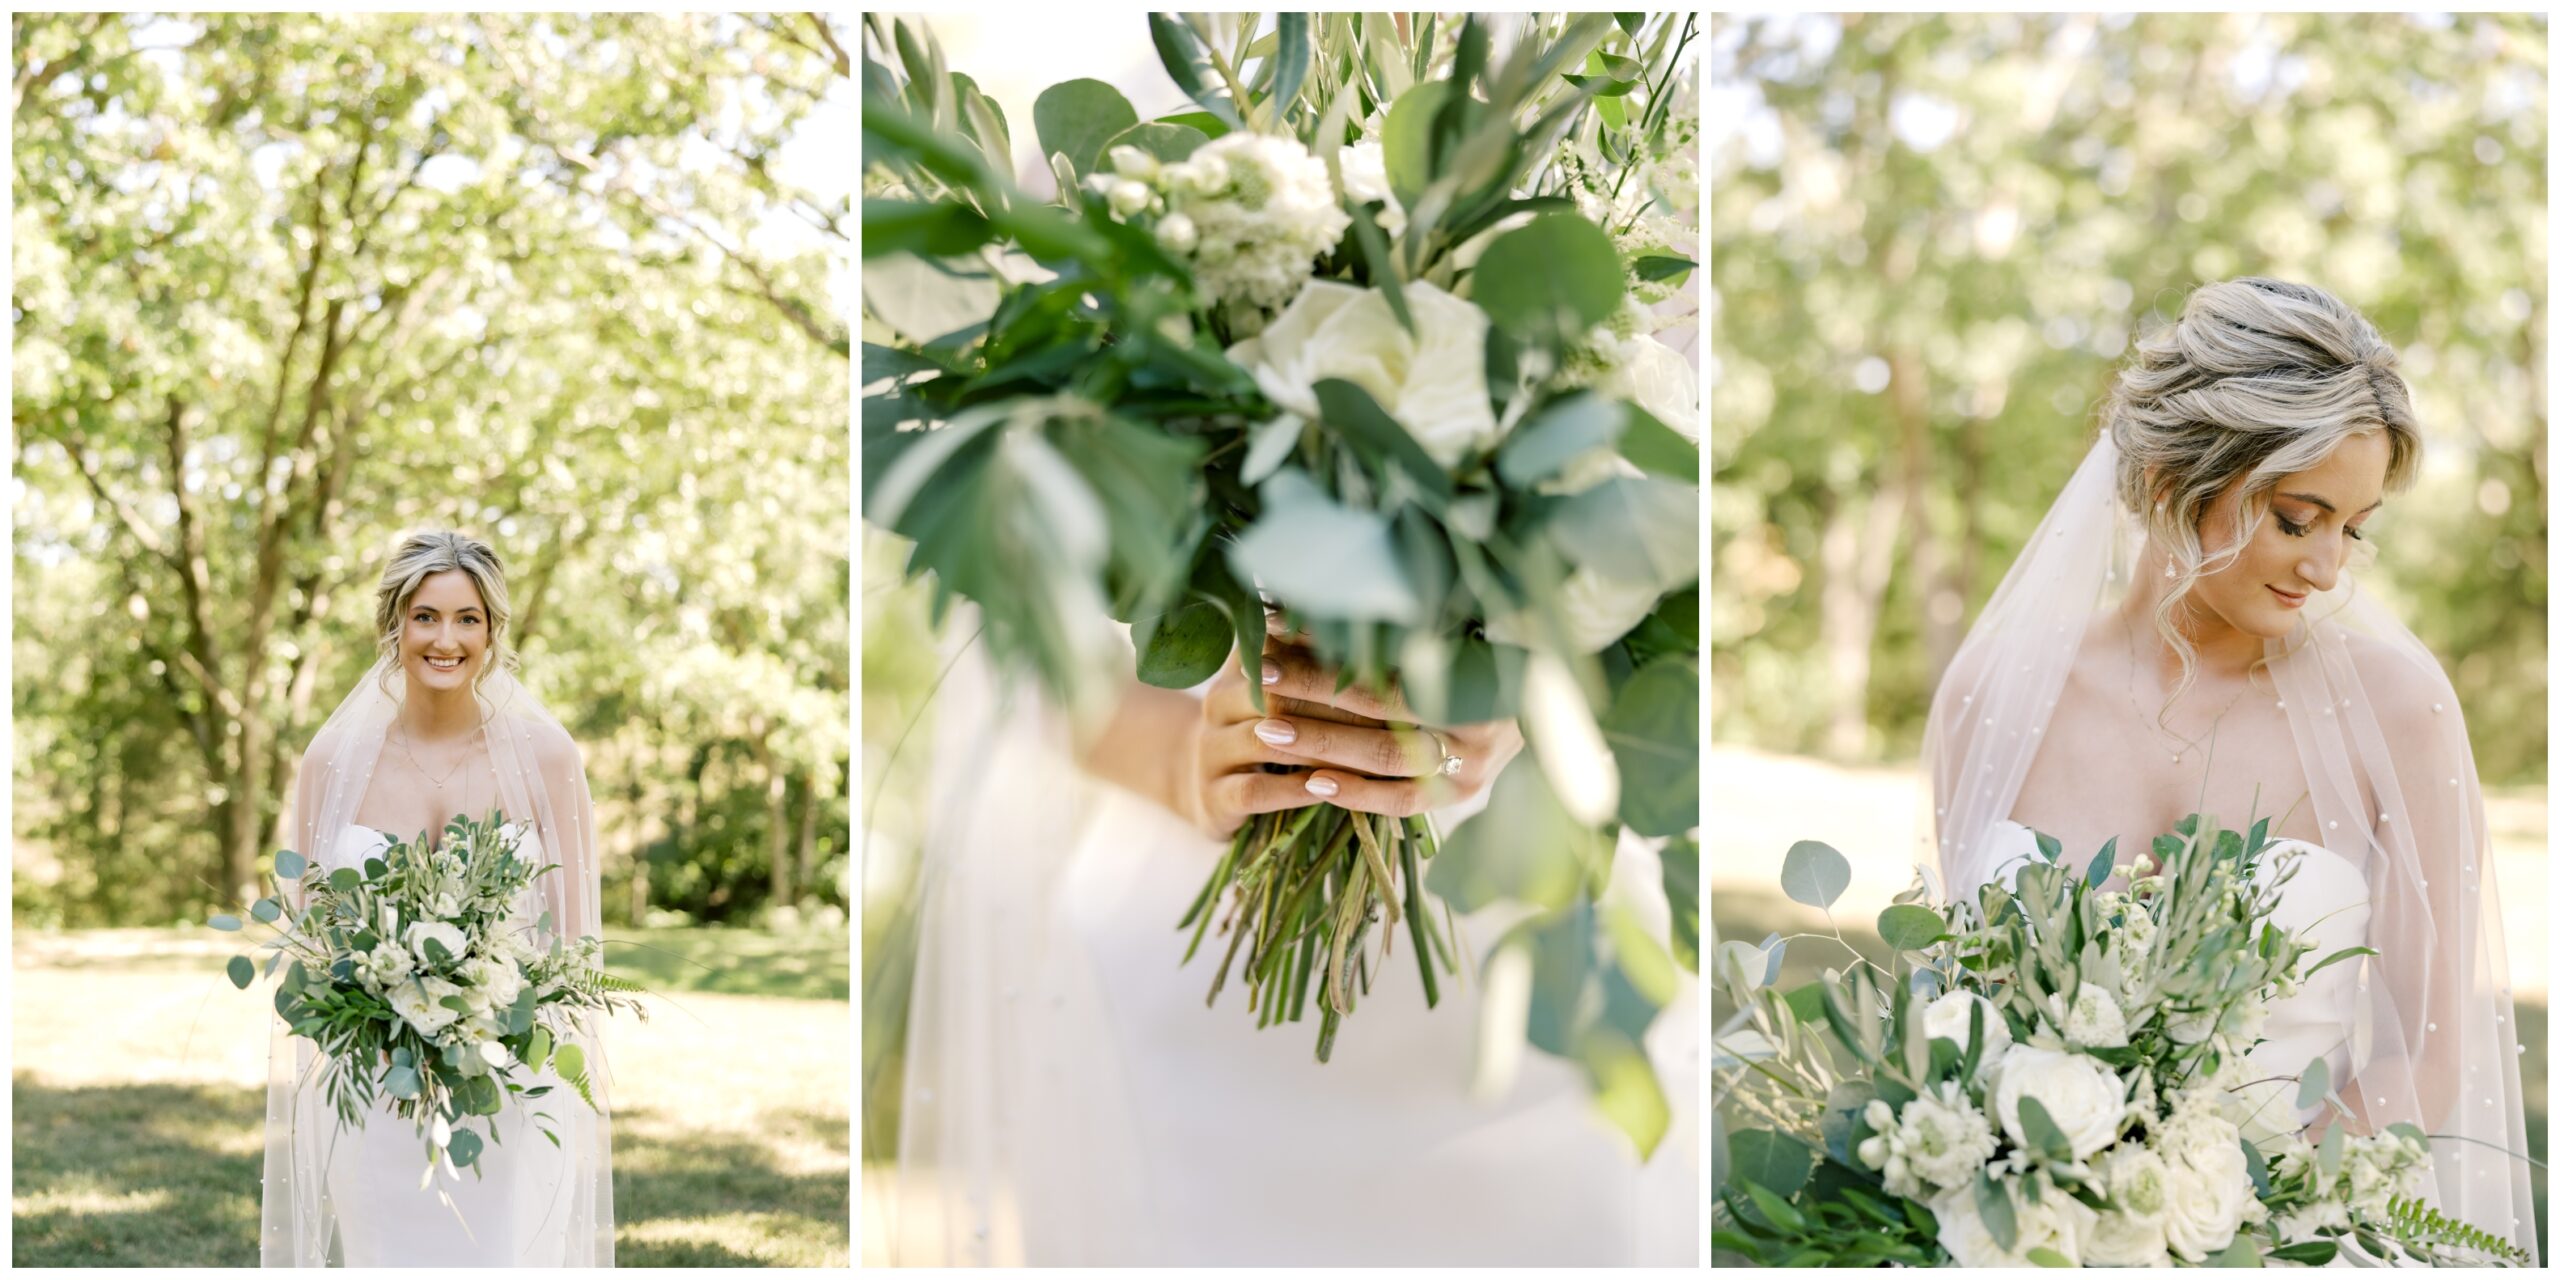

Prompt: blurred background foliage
[13,12,857,930]
[1710,12,2546,785]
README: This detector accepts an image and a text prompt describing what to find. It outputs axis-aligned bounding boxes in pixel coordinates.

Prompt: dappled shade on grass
[14,927,850,1266]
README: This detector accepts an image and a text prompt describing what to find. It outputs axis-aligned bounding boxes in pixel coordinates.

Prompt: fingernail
[1305,775,1339,798]
[1253,719,1296,746]
[1261,662,1282,685]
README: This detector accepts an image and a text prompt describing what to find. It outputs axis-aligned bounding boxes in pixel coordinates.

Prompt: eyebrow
[2277,491,2382,516]
[412,605,484,614]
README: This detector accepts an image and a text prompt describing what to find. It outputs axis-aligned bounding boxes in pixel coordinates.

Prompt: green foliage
[1469,213,1627,348]
[1712,13,2545,781]
[14,14,851,929]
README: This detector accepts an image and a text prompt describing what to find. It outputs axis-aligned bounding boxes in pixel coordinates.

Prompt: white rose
[1928,1176,2098,1268]
[466,955,526,1010]
[1480,566,1663,654]
[2084,1143,2175,1266]
[1917,990,2014,1076]
[1991,1045,2127,1161]
[406,921,470,971]
[1227,279,1500,468]
[389,975,465,1037]
[1600,335,1699,440]
[2154,1110,2258,1261]
[2062,985,2131,1049]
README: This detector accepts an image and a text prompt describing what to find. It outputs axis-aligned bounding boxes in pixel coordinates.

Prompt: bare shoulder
[523,716,585,774]
[2333,626,2459,734]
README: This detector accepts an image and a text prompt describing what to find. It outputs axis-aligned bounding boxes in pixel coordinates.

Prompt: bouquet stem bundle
[1182,803,1458,1061]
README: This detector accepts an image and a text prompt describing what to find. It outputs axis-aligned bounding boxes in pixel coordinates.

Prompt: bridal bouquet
[1711,815,2530,1267]
[863,11,1699,1154]
[213,809,649,1178]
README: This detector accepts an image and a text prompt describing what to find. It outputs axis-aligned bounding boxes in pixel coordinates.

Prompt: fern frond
[2381,1194,2531,1265]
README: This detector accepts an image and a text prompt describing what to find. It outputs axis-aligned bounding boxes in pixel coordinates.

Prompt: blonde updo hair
[2104,277,2421,697]
[372,530,518,694]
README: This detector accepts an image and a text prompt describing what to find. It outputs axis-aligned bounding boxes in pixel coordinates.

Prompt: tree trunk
[794,769,819,908]
[757,731,791,911]
[1819,482,1905,760]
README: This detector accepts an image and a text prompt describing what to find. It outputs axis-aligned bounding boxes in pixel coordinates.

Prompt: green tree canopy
[13,13,853,925]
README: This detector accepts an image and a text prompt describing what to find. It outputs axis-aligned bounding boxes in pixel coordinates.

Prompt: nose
[2296,536,2343,593]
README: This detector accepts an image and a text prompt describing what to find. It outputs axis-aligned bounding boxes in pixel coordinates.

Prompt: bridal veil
[1924,428,2537,1259]
[260,659,615,1266]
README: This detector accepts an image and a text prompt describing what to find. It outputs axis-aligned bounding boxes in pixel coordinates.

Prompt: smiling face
[2187,430,2390,641]
[399,569,491,693]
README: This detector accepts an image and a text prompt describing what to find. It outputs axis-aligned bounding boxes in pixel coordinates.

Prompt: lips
[2268,586,2307,609]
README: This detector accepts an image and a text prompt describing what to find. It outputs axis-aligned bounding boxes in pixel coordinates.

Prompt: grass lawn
[13,926,849,1267]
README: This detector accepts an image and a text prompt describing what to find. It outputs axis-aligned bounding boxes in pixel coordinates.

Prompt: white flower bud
[1155,211,1198,255]
[1107,145,1159,181]
[1107,180,1152,218]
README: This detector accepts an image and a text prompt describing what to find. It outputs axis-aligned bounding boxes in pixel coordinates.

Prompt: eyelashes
[2274,515,2368,543]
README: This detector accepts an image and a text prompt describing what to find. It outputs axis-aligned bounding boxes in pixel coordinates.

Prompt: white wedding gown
[311,823,579,1267]
[895,636,1701,1266]
[1054,786,1701,1266]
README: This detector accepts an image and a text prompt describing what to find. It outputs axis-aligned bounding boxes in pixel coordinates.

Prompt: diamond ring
[1426,729,1464,777]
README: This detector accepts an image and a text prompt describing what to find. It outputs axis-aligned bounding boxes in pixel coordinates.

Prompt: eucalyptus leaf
[1726,1128,1814,1198]
[1548,474,1700,593]
[1600,656,1698,837]
[250,898,282,924]
[226,955,255,989]
[1381,80,1463,210]
[1427,757,1590,912]
[274,848,307,879]
[1781,841,1852,910]
[1469,213,1624,346]
[1133,599,1233,688]
[2297,1055,2329,1111]
[1226,485,1423,623]
[1033,78,1141,181]
[1877,903,1946,951]
[210,914,242,932]
[862,198,993,259]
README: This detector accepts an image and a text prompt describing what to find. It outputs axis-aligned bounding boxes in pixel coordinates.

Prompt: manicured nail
[1261,661,1282,685]
[1305,775,1339,798]
[1254,719,1297,746]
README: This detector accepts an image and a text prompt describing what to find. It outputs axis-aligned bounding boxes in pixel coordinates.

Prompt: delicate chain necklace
[2119,612,2252,767]
[391,722,482,813]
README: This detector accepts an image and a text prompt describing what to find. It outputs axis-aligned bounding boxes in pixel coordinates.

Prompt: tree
[14,13,850,918]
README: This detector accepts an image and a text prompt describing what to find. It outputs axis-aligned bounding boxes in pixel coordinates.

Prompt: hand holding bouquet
[864,11,1700,1151]
[214,809,648,1178]
[1712,815,2532,1267]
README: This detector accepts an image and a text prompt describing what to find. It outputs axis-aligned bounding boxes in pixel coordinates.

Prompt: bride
[261,531,615,1266]
[1925,277,2537,1260]
[879,613,1700,1265]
